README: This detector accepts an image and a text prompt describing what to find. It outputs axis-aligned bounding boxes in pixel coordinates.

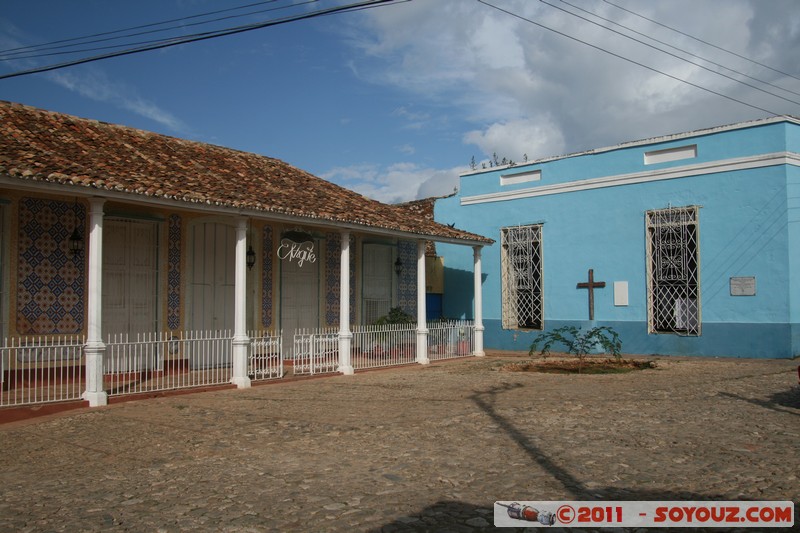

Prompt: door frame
[102,216,161,337]
[278,235,322,343]
[185,217,258,333]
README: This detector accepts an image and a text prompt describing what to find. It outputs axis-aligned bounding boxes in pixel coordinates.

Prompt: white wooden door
[102,219,159,371]
[188,222,235,369]
[102,219,159,336]
[189,222,235,333]
[280,240,320,345]
[362,243,393,324]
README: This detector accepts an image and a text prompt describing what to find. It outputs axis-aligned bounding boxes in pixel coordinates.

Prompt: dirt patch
[502,358,657,374]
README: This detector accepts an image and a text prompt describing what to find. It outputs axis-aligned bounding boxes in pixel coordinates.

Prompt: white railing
[105,330,234,396]
[351,322,417,370]
[428,320,475,361]
[1,323,478,408]
[249,330,283,381]
[296,321,477,372]
[292,328,339,375]
[1,335,85,407]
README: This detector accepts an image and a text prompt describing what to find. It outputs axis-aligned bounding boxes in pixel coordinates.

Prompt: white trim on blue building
[437,115,800,358]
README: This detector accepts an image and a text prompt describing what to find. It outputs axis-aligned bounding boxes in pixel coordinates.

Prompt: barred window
[501,225,543,330]
[646,206,700,335]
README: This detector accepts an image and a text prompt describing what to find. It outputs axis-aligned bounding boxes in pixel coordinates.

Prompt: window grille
[500,225,543,330]
[646,206,700,335]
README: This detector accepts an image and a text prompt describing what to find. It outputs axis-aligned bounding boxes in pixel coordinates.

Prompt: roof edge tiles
[0,100,492,246]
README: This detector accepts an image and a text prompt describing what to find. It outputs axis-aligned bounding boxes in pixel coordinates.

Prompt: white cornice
[461,152,800,206]
[460,115,800,178]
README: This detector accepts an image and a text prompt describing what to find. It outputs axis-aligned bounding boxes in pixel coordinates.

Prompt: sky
[1,0,799,204]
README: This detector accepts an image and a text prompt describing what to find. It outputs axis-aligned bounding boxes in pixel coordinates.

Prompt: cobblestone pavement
[0,353,798,532]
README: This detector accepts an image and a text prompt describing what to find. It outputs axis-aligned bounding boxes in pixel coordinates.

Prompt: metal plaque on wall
[730,276,756,296]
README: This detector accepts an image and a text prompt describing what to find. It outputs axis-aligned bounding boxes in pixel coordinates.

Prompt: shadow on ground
[718,386,800,417]
[370,496,797,532]
[370,384,798,532]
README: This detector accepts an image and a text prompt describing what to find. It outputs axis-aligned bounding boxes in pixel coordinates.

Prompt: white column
[230,217,251,388]
[416,240,429,364]
[473,246,485,357]
[83,198,107,407]
[338,231,354,375]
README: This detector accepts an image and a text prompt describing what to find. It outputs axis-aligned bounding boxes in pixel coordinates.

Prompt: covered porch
[1,196,487,408]
[0,100,492,409]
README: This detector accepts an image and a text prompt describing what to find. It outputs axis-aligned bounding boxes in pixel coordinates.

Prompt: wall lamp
[247,245,256,270]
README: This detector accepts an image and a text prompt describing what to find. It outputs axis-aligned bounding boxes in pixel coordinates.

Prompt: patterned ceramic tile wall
[167,214,181,331]
[398,240,417,317]
[324,232,356,326]
[17,197,85,334]
[261,225,273,328]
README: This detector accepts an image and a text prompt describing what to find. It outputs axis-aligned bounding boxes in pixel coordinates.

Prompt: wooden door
[188,222,235,333]
[102,219,159,336]
[280,240,320,345]
[102,218,159,371]
[362,243,393,324]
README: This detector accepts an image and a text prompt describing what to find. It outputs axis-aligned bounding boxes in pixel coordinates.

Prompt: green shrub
[374,307,414,325]
[529,325,622,372]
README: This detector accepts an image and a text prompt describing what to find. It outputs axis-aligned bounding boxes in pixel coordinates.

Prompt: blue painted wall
[437,119,800,358]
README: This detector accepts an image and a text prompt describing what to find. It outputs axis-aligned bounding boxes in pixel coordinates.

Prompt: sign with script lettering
[277,238,317,268]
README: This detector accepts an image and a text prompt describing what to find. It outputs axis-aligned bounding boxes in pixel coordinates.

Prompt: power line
[0,1,319,62]
[602,0,800,83]
[559,0,800,100]
[1,0,318,62]
[0,0,284,56]
[538,0,800,108]
[0,0,407,81]
[476,0,782,116]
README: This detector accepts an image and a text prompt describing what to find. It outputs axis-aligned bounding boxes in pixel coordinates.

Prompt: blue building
[435,116,800,358]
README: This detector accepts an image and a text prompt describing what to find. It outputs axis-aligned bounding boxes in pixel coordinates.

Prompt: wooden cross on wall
[577,269,606,321]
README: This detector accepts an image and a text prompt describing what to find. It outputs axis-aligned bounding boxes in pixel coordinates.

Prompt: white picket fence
[293,321,475,372]
[428,320,475,361]
[351,322,417,370]
[291,328,339,375]
[104,330,285,395]
[249,330,283,381]
[0,335,85,407]
[0,322,475,407]
[104,330,236,396]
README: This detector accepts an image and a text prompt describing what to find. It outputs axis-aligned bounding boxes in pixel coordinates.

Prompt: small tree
[374,307,414,325]
[529,326,622,373]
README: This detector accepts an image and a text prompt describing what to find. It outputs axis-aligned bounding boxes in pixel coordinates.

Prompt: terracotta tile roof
[0,101,492,245]
[395,197,450,256]
[396,197,439,219]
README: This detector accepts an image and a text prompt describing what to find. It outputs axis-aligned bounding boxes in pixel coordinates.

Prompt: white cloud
[392,106,431,130]
[347,0,800,168]
[416,167,463,199]
[0,26,188,134]
[395,144,415,155]
[46,69,189,133]
[463,117,566,163]
[322,162,464,204]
